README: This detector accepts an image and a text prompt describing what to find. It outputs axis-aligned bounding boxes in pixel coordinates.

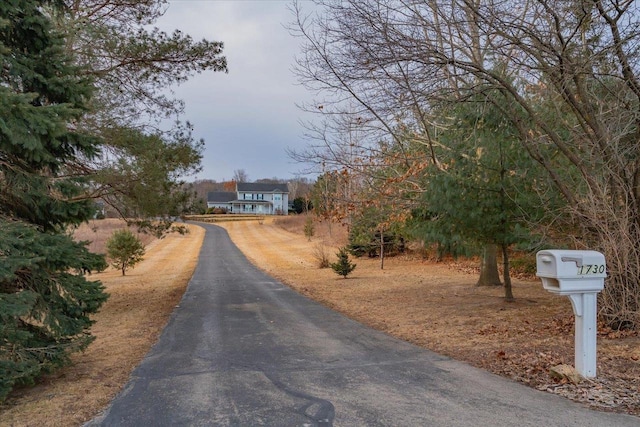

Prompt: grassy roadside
[0,221,205,427]
[2,215,639,424]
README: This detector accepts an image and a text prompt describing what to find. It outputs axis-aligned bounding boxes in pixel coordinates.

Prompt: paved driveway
[87,223,638,426]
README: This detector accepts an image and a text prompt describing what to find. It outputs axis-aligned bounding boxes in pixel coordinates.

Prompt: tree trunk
[476,244,502,286]
[502,243,514,302]
[380,229,385,270]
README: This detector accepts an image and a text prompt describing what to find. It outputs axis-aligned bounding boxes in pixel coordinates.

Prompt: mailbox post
[536,250,606,378]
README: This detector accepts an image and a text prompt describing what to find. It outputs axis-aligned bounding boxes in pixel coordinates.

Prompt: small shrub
[313,243,330,268]
[330,247,356,278]
[106,229,146,276]
[347,229,405,258]
[170,224,190,235]
[304,216,315,241]
[509,254,537,277]
[206,207,228,214]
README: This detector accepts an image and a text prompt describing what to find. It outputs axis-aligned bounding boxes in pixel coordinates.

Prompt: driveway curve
[88,223,638,426]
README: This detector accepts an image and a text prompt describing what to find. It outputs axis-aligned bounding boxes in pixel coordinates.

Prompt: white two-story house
[207,182,289,215]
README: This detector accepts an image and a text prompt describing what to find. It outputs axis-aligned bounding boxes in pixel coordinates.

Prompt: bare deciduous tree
[290,0,518,298]
[291,0,640,327]
[233,169,249,183]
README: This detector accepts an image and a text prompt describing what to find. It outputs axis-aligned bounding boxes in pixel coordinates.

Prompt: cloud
[156,1,313,181]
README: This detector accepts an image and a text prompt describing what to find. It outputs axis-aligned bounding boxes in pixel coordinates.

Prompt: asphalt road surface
[87,223,639,426]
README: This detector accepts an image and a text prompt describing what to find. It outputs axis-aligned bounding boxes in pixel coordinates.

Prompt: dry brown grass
[72,218,156,255]
[0,221,205,427]
[274,214,348,247]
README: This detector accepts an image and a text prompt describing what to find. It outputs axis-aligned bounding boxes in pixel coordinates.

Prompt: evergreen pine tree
[330,247,356,278]
[0,0,108,401]
[106,229,146,276]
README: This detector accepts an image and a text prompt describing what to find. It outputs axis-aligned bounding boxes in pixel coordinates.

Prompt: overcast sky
[156,0,316,183]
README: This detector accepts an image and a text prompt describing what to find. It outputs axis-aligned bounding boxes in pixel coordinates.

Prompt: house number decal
[577,264,606,275]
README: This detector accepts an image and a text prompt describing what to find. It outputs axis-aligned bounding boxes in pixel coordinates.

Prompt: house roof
[207,191,237,203]
[237,182,289,193]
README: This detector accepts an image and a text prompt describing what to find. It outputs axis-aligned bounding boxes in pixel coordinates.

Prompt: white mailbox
[536,249,606,294]
[536,249,606,378]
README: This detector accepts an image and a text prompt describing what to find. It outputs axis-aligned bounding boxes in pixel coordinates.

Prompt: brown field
[1,216,638,426]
